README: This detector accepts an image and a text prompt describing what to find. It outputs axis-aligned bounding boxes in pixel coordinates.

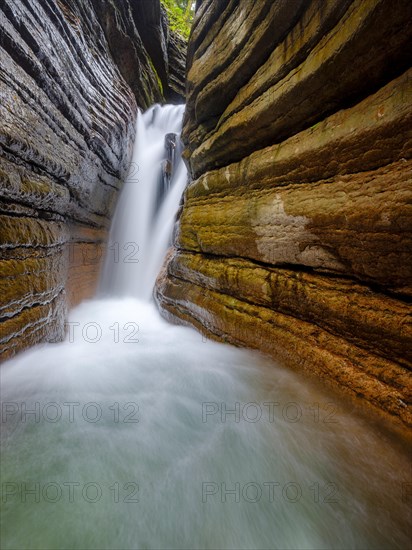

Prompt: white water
[1,105,411,550]
[100,104,187,300]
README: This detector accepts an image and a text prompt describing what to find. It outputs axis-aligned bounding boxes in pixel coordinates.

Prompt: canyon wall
[156,0,412,429]
[0,0,186,360]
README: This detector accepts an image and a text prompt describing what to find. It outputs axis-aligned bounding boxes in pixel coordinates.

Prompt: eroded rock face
[0,0,186,360]
[156,0,412,429]
[91,0,187,104]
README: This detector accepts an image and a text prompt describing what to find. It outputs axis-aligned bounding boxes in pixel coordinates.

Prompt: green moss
[147,58,164,95]
[161,0,194,40]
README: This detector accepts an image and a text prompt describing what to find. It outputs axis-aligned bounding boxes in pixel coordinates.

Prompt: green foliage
[161,0,194,40]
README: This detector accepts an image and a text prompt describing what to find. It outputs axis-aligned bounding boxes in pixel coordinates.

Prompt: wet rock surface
[156,0,412,429]
[0,0,186,360]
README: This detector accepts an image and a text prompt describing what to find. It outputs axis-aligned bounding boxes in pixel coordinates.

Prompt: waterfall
[100,104,187,300]
[1,106,410,550]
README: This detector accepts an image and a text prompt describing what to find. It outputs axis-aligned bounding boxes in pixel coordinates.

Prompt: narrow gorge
[1,1,411,549]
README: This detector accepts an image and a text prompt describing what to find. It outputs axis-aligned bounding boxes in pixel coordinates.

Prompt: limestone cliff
[0,0,186,360]
[156,0,412,429]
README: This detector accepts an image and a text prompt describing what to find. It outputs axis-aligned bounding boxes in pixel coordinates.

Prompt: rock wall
[156,0,412,429]
[0,0,186,361]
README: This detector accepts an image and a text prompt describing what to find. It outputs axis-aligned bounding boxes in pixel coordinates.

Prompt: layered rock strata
[0,0,186,360]
[156,0,412,429]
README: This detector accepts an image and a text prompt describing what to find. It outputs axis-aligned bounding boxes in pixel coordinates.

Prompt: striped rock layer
[155,0,412,430]
[0,0,186,360]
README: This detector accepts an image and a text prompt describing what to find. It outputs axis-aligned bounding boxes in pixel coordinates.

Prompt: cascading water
[1,106,411,550]
[100,104,187,300]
